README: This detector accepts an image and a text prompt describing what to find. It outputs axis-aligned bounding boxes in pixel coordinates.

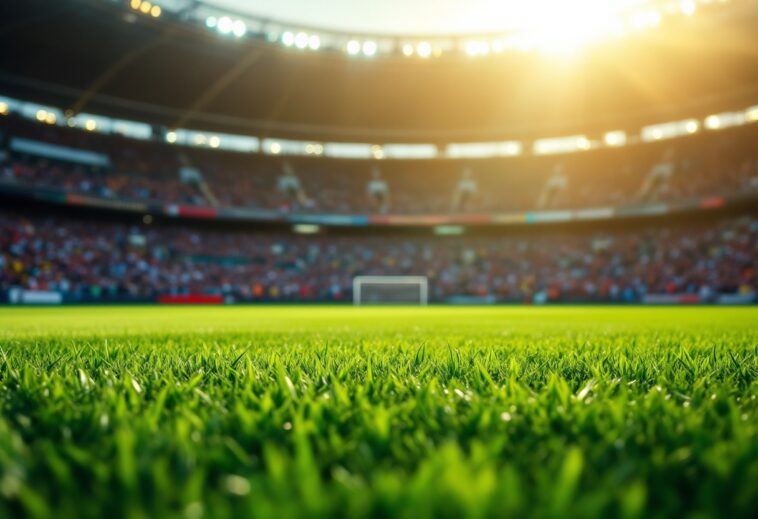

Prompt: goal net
[353,276,429,305]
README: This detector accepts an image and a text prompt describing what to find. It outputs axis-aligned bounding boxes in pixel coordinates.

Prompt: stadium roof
[1,0,757,141]
[149,0,738,59]
[191,0,648,37]
[197,0,523,36]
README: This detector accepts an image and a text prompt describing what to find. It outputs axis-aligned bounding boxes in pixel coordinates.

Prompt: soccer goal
[353,276,429,305]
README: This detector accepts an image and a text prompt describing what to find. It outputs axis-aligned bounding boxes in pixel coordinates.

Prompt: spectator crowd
[1,113,756,303]
[1,114,757,215]
[1,210,755,303]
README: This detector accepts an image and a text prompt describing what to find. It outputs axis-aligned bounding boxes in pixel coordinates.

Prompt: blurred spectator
[452,167,478,211]
[537,163,568,209]
[277,162,310,210]
[366,167,390,213]
[639,149,675,202]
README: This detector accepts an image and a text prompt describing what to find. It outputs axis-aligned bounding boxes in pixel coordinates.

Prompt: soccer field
[0,306,756,518]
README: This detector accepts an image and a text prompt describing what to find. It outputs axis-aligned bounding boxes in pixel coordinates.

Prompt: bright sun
[477,0,659,55]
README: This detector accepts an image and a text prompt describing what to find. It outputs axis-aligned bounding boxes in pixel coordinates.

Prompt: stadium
[0,0,756,517]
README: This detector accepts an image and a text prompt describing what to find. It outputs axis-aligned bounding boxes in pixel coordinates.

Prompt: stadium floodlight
[680,1,696,16]
[308,35,321,50]
[305,143,324,155]
[577,137,592,150]
[362,41,378,57]
[603,131,626,147]
[281,31,295,46]
[232,20,247,38]
[642,119,702,142]
[704,112,746,130]
[0,102,8,115]
[534,135,593,155]
[416,42,432,58]
[205,17,217,28]
[353,276,429,306]
[401,43,414,56]
[217,16,233,35]
[346,40,361,56]
[704,115,721,130]
[165,131,177,143]
[295,32,309,49]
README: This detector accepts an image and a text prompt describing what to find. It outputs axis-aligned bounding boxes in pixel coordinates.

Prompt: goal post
[353,276,429,306]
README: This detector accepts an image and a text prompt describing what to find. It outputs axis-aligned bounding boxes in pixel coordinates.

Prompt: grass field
[0,306,756,518]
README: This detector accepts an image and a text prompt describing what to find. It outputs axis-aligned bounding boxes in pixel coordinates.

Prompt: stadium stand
[1,114,756,215]
[2,207,755,303]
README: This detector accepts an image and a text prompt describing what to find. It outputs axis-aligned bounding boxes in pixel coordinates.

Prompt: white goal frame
[353,276,429,306]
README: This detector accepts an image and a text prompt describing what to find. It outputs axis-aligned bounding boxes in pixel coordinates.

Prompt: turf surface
[0,306,756,518]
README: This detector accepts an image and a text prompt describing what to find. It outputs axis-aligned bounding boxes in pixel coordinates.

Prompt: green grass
[0,306,756,519]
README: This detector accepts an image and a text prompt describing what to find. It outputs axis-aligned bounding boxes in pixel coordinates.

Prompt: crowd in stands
[1,209,756,302]
[1,114,757,215]
[3,157,205,205]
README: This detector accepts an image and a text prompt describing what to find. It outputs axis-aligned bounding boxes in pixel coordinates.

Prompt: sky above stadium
[201,0,648,36]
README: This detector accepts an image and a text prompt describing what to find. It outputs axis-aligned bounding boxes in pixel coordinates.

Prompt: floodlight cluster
[318,0,714,59]
[35,109,57,125]
[337,39,380,57]
[5,91,758,160]
[126,0,729,60]
[205,15,247,38]
[280,31,321,51]
[305,143,325,156]
[129,0,161,18]
[400,41,436,59]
